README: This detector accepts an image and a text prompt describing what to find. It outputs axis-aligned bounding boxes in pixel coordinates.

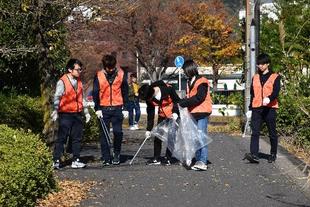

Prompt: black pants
[154,116,172,160]
[53,113,83,161]
[99,107,123,161]
[250,108,278,156]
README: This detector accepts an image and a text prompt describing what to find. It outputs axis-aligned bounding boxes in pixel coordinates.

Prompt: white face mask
[154,89,161,101]
[190,76,196,85]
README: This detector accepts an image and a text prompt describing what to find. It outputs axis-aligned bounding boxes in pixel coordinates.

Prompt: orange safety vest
[97,69,124,106]
[152,96,174,118]
[186,77,212,114]
[58,74,83,113]
[252,73,279,108]
[152,84,174,118]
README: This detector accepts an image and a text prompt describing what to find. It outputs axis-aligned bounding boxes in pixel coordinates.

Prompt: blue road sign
[174,56,184,68]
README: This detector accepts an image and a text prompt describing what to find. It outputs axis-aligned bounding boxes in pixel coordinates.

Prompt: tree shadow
[266,195,310,207]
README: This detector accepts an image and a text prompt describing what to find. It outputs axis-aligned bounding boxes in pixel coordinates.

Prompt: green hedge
[277,94,310,149]
[0,125,56,207]
[0,93,99,143]
[0,93,44,134]
[83,110,100,142]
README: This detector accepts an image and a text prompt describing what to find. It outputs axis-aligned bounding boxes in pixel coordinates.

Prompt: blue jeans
[195,117,208,164]
[128,98,141,126]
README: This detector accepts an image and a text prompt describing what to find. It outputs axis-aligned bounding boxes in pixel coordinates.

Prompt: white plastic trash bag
[151,119,178,154]
[151,107,212,166]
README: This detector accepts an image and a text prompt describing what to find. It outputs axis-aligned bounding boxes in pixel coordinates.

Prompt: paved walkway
[56,129,310,207]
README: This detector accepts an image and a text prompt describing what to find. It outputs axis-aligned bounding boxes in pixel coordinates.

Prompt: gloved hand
[85,113,91,123]
[263,97,270,106]
[86,101,95,108]
[122,110,129,118]
[95,110,103,119]
[145,131,151,138]
[246,111,252,119]
[172,113,178,121]
[51,110,58,122]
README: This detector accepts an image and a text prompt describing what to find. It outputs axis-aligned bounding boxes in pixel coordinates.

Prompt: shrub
[277,93,310,149]
[0,93,44,134]
[0,125,57,207]
[83,110,100,142]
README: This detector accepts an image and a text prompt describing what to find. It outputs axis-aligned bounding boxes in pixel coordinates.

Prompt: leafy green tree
[260,0,310,147]
[0,0,81,141]
[0,0,74,94]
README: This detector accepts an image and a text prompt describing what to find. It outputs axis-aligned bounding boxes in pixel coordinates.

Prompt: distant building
[140,65,244,91]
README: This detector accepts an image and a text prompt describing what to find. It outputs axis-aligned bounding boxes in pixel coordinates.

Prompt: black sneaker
[146,158,161,165]
[102,160,111,167]
[268,154,276,163]
[112,153,120,165]
[243,153,259,164]
[161,157,171,166]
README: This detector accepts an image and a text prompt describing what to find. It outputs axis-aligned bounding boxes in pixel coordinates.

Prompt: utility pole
[245,0,260,113]
[244,0,252,114]
[250,19,256,80]
[254,0,261,54]
[243,0,259,136]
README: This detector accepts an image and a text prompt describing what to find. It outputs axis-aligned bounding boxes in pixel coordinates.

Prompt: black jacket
[249,71,281,110]
[93,69,129,111]
[146,80,180,131]
[179,75,211,120]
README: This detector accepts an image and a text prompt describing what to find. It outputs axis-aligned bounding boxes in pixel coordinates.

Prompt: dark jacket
[146,80,180,131]
[179,75,211,120]
[249,71,281,110]
[93,69,129,111]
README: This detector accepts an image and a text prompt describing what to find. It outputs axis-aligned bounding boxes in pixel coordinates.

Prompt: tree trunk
[212,63,220,91]
[35,3,57,145]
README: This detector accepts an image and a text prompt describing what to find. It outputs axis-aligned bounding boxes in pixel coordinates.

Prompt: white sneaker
[53,160,60,169]
[191,161,208,171]
[134,124,139,130]
[129,125,136,130]
[71,159,86,169]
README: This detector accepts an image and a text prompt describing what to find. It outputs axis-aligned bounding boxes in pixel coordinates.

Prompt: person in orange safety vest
[138,80,180,165]
[51,58,91,169]
[179,59,212,171]
[244,53,281,164]
[93,54,129,166]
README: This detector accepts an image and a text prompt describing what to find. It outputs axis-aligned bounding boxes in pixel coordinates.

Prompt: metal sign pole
[174,56,184,92]
[178,67,181,91]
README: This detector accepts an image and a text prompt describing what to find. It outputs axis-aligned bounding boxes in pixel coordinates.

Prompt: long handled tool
[99,117,112,147]
[91,107,112,149]
[129,135,151,165]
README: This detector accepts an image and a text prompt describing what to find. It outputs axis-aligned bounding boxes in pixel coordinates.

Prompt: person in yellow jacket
[51,58,91,169]
[128,73,141,130]
[179,59,212,171]
[244,53,281,164]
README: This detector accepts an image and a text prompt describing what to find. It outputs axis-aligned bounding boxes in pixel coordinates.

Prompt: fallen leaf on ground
[36,180,96,207]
